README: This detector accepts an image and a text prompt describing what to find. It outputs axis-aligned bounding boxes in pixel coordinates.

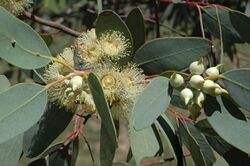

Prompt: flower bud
[170,73,184,88]
[189,75,204,90]
[205,67,219,76]
[202,80,215,94]
[189,60,205,75]
[194,91,205,107]
[180,88,194,105]
[70,76,83,91]
[205,64,223,76]
[212,83,228,96]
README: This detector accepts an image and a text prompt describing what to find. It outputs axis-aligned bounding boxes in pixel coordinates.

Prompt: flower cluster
[0,0,32,15]
[45,29,145,120]
[74,29,130,66]
[169,59,228,118]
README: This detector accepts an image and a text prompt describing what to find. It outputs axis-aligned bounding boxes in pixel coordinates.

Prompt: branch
[23,11,82,37]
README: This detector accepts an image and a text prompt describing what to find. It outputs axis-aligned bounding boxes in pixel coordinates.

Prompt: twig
[153,0,160,38]
[23,11,82,37]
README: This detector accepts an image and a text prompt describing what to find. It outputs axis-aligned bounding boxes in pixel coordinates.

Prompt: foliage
[0,0,250,166]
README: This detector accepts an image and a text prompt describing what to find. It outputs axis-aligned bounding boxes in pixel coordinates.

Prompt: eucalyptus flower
[44,48,95,114]
[99,30,131,59]
[74,29,104,64]
[0,0,32,15]
[95,64,146,119]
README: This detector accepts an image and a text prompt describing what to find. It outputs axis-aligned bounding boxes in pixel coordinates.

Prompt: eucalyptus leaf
[0,134,23,166]
[0,83,47,144]
[204,95,250,154]
[200,120,250,165]
[133,37,210,74]
[156,115,183,166]
[88,73,118,148]
[129,124,159,165]
[132,77,171,130]
[23,103,73,158]
[0,7,51,69]
[125,8,145,53]
[202,7,243,43]
[0,75,10,93]
[222,69,250,111]
[100,124,116,166]
[178,120,216,166]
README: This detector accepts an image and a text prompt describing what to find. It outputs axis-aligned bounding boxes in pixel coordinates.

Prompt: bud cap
[180,88,194,105]
[170,73,185,88]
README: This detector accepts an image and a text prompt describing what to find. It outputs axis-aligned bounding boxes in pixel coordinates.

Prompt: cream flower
[95,64,146,119]
[0,0,32,15]
[74,29,104,64]
[99,30,131,59]
[44,48,95,114]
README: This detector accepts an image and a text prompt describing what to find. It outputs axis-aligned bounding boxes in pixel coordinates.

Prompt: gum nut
[170,73,184,88]
[202,80,216,94]
[206,67,219,76]
[189,61,205,75]
[180,88,194,105]
[189,75,204,89]
[194,91,205,107]
[70,76,83,91]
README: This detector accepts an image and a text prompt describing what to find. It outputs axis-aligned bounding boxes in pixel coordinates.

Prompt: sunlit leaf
[132,77,171,130]
[0,7,51,69]
[222,69,250,111]
[0,83,47,144]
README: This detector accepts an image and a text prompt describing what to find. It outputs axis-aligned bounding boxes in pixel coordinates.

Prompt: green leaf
[222,69,250,111]
[125,8,145,53]
[23,103,73,158]
[198,119,250,165]
[204,95,250,154]
[95,10,133,64]
[0,75,10,93]
[100,124,116,166]
[213,158,228,166]
[178,120,216,166]
[156,115,183,166]
[0,7,50,69]
[88,73,118,147]
[0,134,23,166]
[133,37,211,75]
[129,124,159,165]
[229,11,250,43]
[49,146,69,166]
[132,77,171,130]
[0,83,47,144]
[202,7,243,43]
